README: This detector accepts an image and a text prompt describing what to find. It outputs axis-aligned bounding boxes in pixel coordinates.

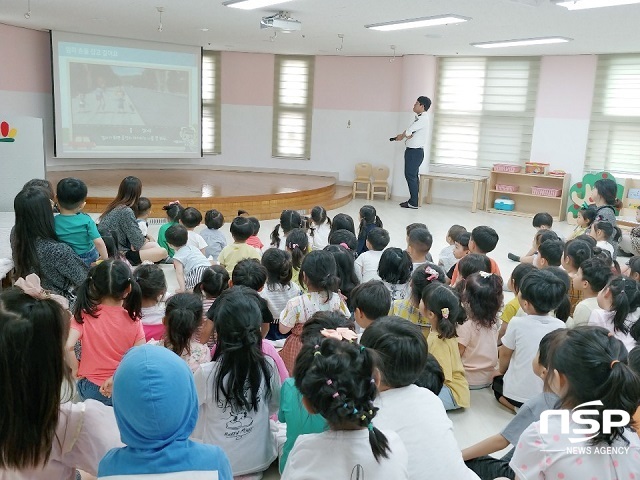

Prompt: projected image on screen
[52,33,201,158]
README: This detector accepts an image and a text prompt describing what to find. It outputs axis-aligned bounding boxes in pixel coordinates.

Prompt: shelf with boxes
[486,163,571,221]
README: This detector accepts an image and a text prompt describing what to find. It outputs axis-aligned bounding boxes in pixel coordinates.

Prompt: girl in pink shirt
[457,271,504,388]
[66,259,145,406]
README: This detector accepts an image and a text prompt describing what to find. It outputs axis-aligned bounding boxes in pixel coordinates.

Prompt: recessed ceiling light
[471,36,572,48]
[222,0,294,10]
[200,28,209,31]
[365,14,470,32]
[554,0,640,9]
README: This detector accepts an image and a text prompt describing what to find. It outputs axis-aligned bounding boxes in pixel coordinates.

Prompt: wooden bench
[418,173,488,213]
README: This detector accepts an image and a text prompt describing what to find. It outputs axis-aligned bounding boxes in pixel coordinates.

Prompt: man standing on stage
[394,96,431,209]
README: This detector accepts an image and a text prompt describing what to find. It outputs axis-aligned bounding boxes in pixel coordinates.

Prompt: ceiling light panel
[223,0,294,10]
[365,14,470,32]
[554,0,640,9]
[471,36,572,48]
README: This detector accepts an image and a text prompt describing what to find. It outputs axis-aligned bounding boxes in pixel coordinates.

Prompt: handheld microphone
[389,137,396,142]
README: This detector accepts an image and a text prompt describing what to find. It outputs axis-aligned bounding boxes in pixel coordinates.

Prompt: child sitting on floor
[218,216,261,274]
[447,231,471,280]
[419,284,470,410]
[148,293,211,373]
[568,205,596,240]
[458,272,504,389]
[494,269,566,411]
[406,227,433,271]
[507,212,553,263]
[390,263,446,336]
[356,205,384,256]
[561,238,593,315]
[377,247,413,301]
[260,248,301,337]
[439,224,467,274]
[567,257,612,328]
[98,345,232,479]
[361,317,479,480]
[157,201,184,258]
[350,280,392,330]
[509,327,640,479]
[590,220,621,259]
[534,239,564,268]
[450,226,500,284]
[282,338,408,479]
[462,329,563,480]
[134,263,167,342]
[308,206,332,251]
[195,265,230,345]
[180,207,208,255]
[165,224,211,292]
[354,227,390,282]
[201,209,227,262]
[135,196,153,241]
[246,216,264,252]
[454,254,491,290]
[588,275,640,352]
[406,223,433,262]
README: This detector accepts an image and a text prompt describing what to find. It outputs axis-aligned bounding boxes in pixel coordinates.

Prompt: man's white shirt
[404,113,428,148]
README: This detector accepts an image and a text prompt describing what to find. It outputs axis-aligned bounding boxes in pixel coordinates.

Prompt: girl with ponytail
[66,259,145,406]
[278,250,350,373]
[282,337,408,479]
[193,287,280,477]
[589,275,640,352]
[356,205,384,256]
[458,271,504,388]
[309,205,332,250]
[148,293,211,372]
[271,209,304,249]
[260,248,301,334]
[510,326,640,479]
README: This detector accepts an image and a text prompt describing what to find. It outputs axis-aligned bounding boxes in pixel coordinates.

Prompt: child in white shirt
[282,336,408,480]
[438,224,466,274]
[308,206,332,251]
[361,317,479,480]
[165,224,211,292]
[588,275,640,353]
[181,207,208,255]
[568,257,613,328]
[590,219,621,260]
[354,227,390,283]
[510,327,640,480]
[495,269,566,412]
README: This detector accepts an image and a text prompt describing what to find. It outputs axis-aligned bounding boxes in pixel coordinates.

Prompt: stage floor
[47,169,351,220]
[47,169,335,199]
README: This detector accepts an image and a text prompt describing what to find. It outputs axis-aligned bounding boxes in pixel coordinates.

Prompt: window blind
[202,50,221,154]
[585,55,640,174]
[431,57,540,169]
[273,55,314,159]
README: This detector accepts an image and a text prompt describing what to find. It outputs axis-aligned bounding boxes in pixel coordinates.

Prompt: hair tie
[168,200,181,206]
[14,274,70,311]
[353,408,358,415]
[314,351,322,357]
[326,379,333,386]
[360,345,366,352]
[370,378,375,384]
[479,271,492,279]
[339,242,350,250]
[441,307,450,319]
[367,423,374,432]
[289,243,299,249]
[332,392,340,398]
[610,360,620,369]
[425,267,439,281]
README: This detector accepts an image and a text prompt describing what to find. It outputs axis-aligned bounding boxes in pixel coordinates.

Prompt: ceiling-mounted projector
[260,11,302,31]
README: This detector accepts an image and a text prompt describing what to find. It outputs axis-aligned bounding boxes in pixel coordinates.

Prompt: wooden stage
[47,169,352,220]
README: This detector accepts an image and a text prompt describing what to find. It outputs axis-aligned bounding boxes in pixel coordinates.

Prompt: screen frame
[51,31,203,159]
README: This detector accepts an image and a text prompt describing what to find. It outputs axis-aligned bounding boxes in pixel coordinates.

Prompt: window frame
[430,56,540,170]
[272,54,315,160]
[202,50,221,155]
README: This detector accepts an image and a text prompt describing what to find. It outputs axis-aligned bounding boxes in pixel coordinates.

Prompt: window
[431,57,540,169]
[585,55,640,174]
[202,50,221,154]
[273,55,315,159]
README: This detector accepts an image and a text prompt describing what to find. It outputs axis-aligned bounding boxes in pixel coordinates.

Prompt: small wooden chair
[352,163,372,199]
[370,165,391,200]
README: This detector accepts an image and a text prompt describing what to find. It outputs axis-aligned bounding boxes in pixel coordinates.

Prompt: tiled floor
[42,197,576,480]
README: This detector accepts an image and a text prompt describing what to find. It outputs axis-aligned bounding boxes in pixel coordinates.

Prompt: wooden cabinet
[485,171,571,221]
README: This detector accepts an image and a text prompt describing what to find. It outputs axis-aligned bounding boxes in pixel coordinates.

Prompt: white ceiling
[1,0,640,56]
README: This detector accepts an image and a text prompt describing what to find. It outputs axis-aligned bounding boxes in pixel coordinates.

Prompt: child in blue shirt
[98,344,232,479]
[54,178,108,266]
